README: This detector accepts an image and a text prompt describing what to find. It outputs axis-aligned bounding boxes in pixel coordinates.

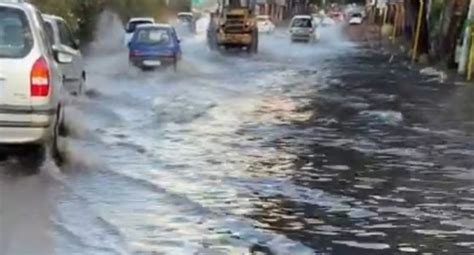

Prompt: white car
[289,15,317,43]
[0,1,72,167]
[257,15,275,34]
[177,12,196,33]
[349,13,363,25]
[124,17,155,46]
[177,12,193,24]
[43,14,85,95]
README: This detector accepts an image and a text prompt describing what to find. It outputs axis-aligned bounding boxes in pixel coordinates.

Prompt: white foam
[333,241,390,250]
[360,110,403,125]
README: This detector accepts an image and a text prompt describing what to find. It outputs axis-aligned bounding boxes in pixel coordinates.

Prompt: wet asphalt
[1,14,474,255]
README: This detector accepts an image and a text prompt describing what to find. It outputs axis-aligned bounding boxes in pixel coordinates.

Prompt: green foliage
[30,0,168,44]
[429,0,444,30]
[110,0,167,21]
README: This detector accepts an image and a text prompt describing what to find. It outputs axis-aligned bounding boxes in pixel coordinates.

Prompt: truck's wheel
[207,37,214,50]
[250,30,258,54]
[218,44,227,53]
[77,76,85,96]
[173,59,178,72]
[207,29,218,50]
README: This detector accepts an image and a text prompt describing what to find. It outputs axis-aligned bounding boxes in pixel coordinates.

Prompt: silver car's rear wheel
[51,106,65,166]
[78,72,86,96]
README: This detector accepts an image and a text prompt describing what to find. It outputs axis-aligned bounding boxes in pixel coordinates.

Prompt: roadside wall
[366,0,471,76]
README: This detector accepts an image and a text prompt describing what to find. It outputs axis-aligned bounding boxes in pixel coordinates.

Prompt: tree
[31,0,167,44]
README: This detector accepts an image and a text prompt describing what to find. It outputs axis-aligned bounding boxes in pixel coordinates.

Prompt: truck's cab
[208,0,259,53]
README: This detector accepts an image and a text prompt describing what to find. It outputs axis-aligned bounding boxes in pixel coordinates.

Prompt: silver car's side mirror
[74,39,80,48]
[52,46,73,64]
[57,51,73,64]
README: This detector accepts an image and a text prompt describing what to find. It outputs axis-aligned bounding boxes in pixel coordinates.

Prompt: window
[126,20,153,33]
[134,28,171,45]
[292,18,312,28]
[58,20,76,49]
[43,21,55,45]
[0,7,33,58]
[36,12,53,57]
[178,15,193,23]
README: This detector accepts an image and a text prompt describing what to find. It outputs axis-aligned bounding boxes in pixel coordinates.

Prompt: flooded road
[1,14,474,255]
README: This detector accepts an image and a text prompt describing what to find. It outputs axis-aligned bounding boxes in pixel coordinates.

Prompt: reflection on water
[240,52,474,254]
[57,47,474,254]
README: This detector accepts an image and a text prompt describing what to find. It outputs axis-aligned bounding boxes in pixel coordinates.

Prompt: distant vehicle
[177,12,196,33]
[43,14,85,95]
[177,12,193,23]
[349,13,363,25]
[344,5,366,19]
[124,17,155,46]
[0,1,72,167]
[256,15,275,34]
[207,3,259,54]
[289,15,316,43]
[128,24,182,71]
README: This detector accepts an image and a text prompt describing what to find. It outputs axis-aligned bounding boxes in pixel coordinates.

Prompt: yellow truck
[207,0,258,53]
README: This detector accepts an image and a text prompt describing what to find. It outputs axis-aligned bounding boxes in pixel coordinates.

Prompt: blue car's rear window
[133,27,172,45]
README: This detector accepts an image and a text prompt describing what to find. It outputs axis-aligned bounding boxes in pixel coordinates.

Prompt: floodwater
[1,12,474,255]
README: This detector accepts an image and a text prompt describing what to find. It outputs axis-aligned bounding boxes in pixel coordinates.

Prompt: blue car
[128,24,182,71]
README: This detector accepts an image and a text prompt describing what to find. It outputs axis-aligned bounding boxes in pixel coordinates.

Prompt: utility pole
[459,0,474,74]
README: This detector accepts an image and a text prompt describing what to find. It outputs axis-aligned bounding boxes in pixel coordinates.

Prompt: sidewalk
[346,23,410,55]
[345,22,454,84]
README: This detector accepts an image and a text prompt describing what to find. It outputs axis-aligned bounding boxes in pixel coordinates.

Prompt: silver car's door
[57,19,81,82]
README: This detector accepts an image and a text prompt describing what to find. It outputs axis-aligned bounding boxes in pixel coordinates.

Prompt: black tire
[249,30,258,54]
[78,72,86,96]
[173,59,178,72]
[58,106,67,137]
[218,44,227,53]
[52,107,65,166]
[207,29,218,50]
[76,78,84,96]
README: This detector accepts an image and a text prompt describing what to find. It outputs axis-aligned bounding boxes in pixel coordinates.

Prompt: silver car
[289,15,317,43]
[0,1,72,167]
[43,14,86,95]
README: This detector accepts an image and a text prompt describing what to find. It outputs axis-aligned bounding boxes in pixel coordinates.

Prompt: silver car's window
[291,18,312,28]
[36,11,53,58]
[134,28,171,45]
[44,20,56,45]
[0,7,33,58]
[58,20,76,49]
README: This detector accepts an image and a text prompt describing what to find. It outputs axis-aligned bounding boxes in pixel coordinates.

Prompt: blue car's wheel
[173,58,178,72]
